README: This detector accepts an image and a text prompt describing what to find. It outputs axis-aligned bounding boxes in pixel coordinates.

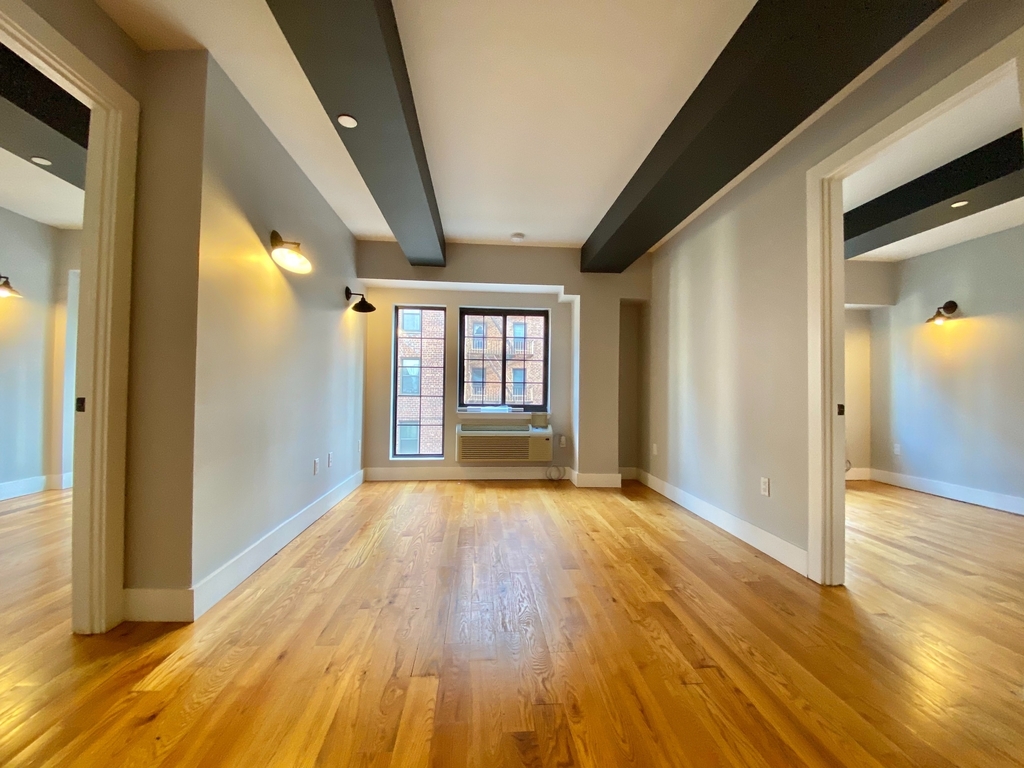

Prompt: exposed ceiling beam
[580,0,946,273]
[845,129,1024,259]
[0,42,90,149]
[267,0,445,267]
[0,96,87,189]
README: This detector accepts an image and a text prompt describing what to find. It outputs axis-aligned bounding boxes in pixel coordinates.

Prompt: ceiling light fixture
[927,300,958,325]
[337,114,358,129]
[269,230,312,274]
[344,287,376,313]
[0,274,22,299]
[950,200,969,208]
[30,156,52,166]
[510,233,525,243]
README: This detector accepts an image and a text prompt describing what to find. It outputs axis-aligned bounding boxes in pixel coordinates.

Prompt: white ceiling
[95,0,755,247]
[843,66,1022,211]
[392,0,756,245]
[852,196,1024,262]
[0,146,84,229]
[94,0,391,239]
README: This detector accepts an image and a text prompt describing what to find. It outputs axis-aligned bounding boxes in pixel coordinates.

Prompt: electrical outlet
[313,458,319,476]
[559,435,566,448]
[893,443,901,456]
[327,452,333,468]
[652,443,659,457]
[760,477,771,497]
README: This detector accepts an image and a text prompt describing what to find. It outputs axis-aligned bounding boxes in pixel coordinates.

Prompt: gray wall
[0,208,55,488]
[362,288,572,471]
[0,209,80,495]
[844,309,872,471]
[191,60,364,585]
[618,302,643,470]
[871,225,1024,499]
[646,1,1024,549]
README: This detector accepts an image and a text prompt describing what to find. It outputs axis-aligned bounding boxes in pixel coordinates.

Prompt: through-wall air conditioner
[456,424,553,463]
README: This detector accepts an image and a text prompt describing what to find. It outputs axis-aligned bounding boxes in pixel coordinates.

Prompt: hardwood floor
[1,480,1023,766]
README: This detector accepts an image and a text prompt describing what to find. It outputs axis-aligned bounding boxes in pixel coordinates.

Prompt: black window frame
[392,305,446,459]
[457,307,549,412]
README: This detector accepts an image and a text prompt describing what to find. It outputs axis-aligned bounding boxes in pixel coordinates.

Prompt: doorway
[0,1,138,633]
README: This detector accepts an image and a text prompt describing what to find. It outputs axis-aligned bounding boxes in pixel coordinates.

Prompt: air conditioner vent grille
[459,435,530,461]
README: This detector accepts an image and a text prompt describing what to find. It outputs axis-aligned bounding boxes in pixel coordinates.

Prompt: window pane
[394,307,445,456]
[459,309,546,411]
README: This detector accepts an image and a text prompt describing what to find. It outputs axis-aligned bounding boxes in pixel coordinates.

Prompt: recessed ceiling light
[337,114,358,129]
[30,156,52,166]
[950,200,969,208]
[510,232,525,243]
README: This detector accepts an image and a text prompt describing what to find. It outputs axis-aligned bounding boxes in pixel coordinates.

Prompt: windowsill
[457,409,548,420]
[389,455,445,461]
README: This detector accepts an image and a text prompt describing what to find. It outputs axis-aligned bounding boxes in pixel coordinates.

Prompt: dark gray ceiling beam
[580,0,946,273]
[267,0,445,267]
[0,95,87,188]
[0,42,90,149]
[845,129,1024,258]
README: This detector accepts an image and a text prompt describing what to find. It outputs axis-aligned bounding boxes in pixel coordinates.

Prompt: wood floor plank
[1,480,1023,766]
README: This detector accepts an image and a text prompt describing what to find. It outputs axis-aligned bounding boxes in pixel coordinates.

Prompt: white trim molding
[573,473,622,488]
[1,0,140,634]
[365,466,570,482]
[191,469,364,619]
[123,470,364,622]
[638,471,809,577]
[871,470,1024,517]
[845,468,872,481]
[0,476,48,501]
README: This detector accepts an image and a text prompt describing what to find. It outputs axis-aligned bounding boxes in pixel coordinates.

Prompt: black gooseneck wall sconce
[0,274,22,298]
[345,287,376,313]
[927,300,958,325]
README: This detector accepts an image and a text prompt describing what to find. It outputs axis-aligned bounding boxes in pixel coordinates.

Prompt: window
[459,308,548,411]
[393,307,445,457]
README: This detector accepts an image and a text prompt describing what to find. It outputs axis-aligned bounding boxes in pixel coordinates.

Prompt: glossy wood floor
[2,480,1023,767]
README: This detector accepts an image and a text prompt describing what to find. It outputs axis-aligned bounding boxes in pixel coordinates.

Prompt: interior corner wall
[645,1,1024,556]
[362,287,573,474]
[124,50,209,592]
[870,225,1024,506]
[618,302,642,471]
[191,59,364,594]
[843,309,872,472]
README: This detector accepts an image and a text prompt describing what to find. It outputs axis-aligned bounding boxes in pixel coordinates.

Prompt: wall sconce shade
[927,300,958,325]
[269,230,312,274]
[0,275,22,298]
[345,286,376,313]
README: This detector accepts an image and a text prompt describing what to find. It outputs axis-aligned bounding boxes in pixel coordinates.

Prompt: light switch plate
[313,458,319,476]
[327,452,333,467]
[760,477,771,497]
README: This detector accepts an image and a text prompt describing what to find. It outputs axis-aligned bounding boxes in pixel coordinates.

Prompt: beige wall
[191,60,364,584]
[124,51,208,590]
[646,1,1024,549]
[844,309,871,472]
[363,288,572,471]
[357,241,650,479]
[845,260,897,307]
[871,225,1024,499]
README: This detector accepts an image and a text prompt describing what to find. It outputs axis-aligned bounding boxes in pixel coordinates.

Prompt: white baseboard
[619,467,639,481]
[0,476,47,501]
[573,472,622,488]
[192,469,365,618]
[60,472,73,489]
[123,587,195,622]
[364,466,569,482]
[637,471,808,576]
[871,469,1024,516]
[124,469,365,623]
[845,468,871,481]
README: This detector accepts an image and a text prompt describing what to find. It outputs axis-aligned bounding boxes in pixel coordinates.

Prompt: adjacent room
[1,0,1023,766]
